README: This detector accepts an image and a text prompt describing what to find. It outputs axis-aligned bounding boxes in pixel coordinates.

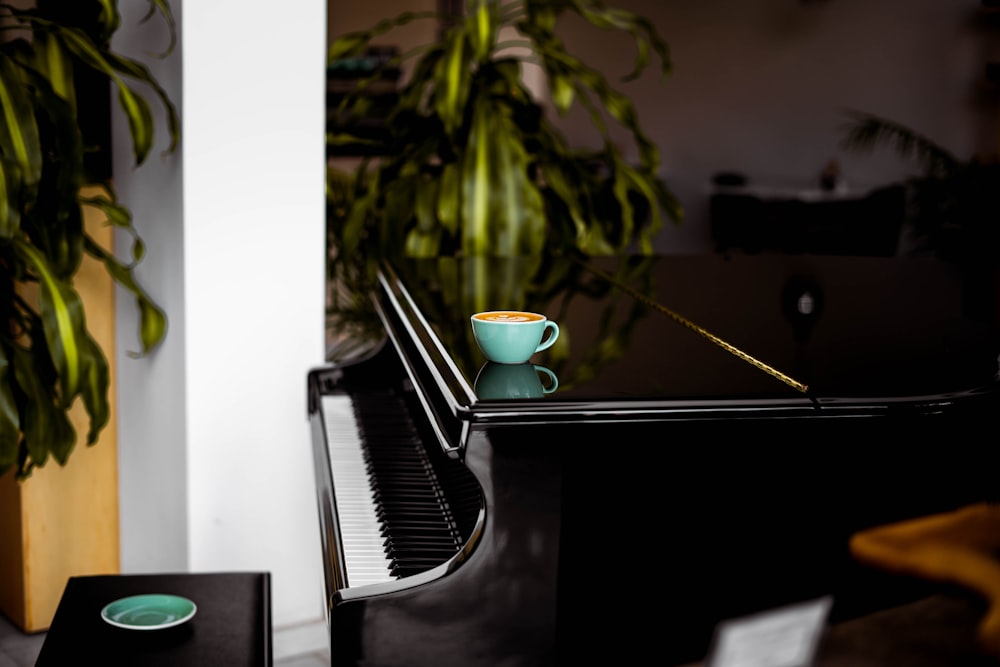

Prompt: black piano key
[348,387,483,580]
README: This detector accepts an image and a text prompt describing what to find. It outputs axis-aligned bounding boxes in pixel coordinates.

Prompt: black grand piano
[307,251,1000,667]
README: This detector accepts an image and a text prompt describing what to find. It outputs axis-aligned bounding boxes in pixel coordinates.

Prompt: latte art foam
[473,311,544,323]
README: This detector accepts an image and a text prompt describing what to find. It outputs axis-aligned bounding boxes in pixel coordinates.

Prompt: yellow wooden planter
[0,186,121,633]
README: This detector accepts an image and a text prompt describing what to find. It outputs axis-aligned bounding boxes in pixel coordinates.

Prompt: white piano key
[322,394,396,587]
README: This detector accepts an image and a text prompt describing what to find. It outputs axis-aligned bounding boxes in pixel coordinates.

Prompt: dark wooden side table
[36,571,272,666]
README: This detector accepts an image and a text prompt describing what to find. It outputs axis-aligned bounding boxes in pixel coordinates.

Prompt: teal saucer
[100,594,197,630]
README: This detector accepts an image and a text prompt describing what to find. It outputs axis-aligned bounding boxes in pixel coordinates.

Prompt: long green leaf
[82,235,167,357]
[80,187,133,230]
[138,0,177,57]
[0,158,18,238]
[404,228,442,257]
[471,0,497,63]
[515,20,576,112]
[95,0,123,44]
[462,95,492,256]
[535,158,589,247]
[328,11,437,63]
[79,185,149,271]
[340,189,377,258]
[52,24,159,163]
[12,343,75,470]
[434,28,470,136]
[413,173,439,237]
[78,331,110,445]
[0,52,42,190]
[14,238,85,401]
[493,106,546,255]
[34,30,75,111]
[382,170,423,252]
[492,132,521,255]
[436,162,460,236]
[522,0,555,31]
[396,45,444,113]
[573,3,672,82]
[97,48,180,156]
[116,81,154,165]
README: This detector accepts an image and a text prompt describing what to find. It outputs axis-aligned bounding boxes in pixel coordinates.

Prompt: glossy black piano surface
[308,252,1000,667]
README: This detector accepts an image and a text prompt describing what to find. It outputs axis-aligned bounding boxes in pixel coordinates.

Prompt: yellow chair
[850,502,1000,658]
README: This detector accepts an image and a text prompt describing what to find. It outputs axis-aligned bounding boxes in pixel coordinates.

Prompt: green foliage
[327,0,682,272]
[0,0,178,479]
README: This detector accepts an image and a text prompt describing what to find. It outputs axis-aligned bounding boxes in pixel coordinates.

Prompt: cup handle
[533,321,560,354]
[533,366,559,394]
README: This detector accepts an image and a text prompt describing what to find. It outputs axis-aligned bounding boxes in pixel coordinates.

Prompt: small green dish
[100,594,197,630]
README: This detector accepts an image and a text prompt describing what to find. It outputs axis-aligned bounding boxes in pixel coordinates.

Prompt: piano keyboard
[322,394,397,587]
[321,388,482,589]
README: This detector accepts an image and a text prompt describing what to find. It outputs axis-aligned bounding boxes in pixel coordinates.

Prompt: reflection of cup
[470,311,560,365]
[475,363,559,400]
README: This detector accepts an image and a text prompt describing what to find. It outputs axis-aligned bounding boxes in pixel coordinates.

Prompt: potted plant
[325,0,681,355]
[327,0,681,260]
[0,0,179,479]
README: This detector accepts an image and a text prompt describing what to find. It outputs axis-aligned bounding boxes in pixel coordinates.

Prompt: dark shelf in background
[326,46,400,157]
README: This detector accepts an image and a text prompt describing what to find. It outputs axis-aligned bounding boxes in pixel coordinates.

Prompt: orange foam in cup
[472,311,544,323]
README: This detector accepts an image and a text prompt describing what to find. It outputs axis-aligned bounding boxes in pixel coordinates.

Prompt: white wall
[112,0,329,658]
[111,2,188,574]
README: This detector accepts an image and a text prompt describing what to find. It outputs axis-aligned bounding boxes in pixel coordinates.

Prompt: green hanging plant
[0,0,179,479]
[327,0,682,268]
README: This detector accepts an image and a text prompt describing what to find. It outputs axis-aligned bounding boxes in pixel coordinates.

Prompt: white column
[112,0,329,654]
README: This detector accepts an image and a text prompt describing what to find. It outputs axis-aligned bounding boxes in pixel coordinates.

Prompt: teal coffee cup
[470,311,560,365]
[475,362,559,400]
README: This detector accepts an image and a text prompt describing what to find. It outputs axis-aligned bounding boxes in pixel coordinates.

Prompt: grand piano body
[308,252,1000,666]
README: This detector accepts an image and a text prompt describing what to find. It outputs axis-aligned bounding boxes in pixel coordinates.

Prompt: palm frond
[840,109,961,179]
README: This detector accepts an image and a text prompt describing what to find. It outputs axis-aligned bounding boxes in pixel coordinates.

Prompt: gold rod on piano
[583,261,810,394]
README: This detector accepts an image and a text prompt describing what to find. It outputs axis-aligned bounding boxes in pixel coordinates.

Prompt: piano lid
[376,253,1000,420]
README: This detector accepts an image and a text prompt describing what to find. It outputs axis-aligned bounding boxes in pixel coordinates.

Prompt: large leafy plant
[0,0,179,479]
[327,0,682,271]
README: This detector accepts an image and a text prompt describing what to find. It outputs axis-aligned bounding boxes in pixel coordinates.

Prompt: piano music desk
[679,592,998,667]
